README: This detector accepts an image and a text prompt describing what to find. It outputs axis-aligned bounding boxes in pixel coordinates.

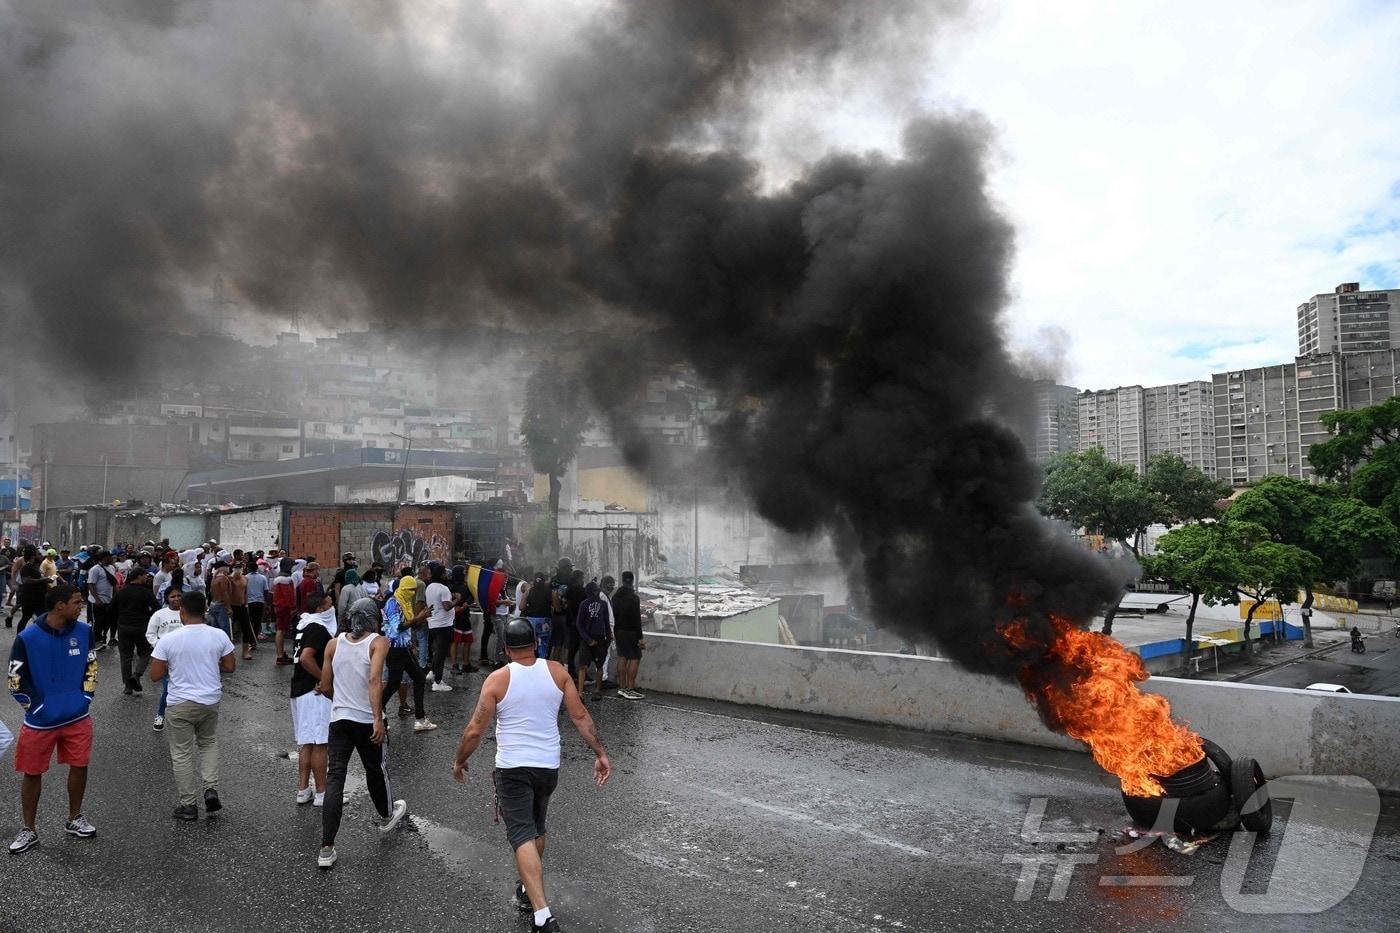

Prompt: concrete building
[1212,354,1344,485]
[1143,381,1215,475]
[1298,283,1400,355]
[1078,385,1145,472]
[1031,381,1078,464]
[1342,349,1400,409]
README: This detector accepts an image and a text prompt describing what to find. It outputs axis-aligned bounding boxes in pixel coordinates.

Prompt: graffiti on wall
[371,528,449,570]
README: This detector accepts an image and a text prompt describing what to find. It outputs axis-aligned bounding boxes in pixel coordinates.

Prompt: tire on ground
[1229,756,1273,834]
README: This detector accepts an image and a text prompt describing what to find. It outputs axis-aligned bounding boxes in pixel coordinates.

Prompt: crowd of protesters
[0,535,642,932]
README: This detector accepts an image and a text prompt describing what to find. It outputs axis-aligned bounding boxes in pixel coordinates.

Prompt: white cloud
[917,0,1400,390]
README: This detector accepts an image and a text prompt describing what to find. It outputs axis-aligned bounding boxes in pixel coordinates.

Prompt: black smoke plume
[1,0,1122,676]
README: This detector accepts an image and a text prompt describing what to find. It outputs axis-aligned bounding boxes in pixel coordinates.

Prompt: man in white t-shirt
[148,591,236,821]
[423,562,457,691]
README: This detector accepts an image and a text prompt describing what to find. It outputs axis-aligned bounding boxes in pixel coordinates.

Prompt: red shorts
[14,718,93,775]
[452,630,474,644]
[274,606,294,633]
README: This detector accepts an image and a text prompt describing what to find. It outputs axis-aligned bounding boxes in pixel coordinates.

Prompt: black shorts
[578,639,610,670]
[615,633,641,660]
[494,766,559,850]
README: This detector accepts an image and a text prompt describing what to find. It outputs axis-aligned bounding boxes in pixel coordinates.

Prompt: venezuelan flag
[467,565,506,613]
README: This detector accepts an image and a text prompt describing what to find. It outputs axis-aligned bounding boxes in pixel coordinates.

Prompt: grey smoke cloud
[1,0,1121,675]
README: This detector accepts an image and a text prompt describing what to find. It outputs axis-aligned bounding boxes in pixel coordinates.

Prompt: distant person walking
[452,618,610,932]
[379,595,434,733]
[521,571,555,660]
[113,567,160,696]
[272,559,297,665]
[7,585,98,854]
[315,598,406,869]
[148,592,236,821]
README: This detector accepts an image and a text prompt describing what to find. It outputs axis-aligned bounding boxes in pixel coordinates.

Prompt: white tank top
[495,660,563,769]
[330,633,379,725]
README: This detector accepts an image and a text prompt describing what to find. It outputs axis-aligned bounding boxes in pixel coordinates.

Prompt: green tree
[1226,476,1399,647]
[1144,452,1230,524]
[521,365,590,559]
[1140,522,1242,677]
[1310,397,1400,526]
[1038,448,1165,557]
[1224,520,1319,659]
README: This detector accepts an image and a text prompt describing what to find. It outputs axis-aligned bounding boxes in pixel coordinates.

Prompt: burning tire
[1120,739,1268,836]
[1229,756,1273,833]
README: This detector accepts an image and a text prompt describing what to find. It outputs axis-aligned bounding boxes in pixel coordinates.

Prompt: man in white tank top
[315,598,407,869]
[452,617,610,933]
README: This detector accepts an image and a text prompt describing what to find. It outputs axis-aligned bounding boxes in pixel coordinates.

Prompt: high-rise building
[1078,386,1145,473]
[1143,381,1215,475]
[1031,381,1079,464]
[1297,283,1400,355]
[1212,354,1344,485]
[1342,349,1400,409]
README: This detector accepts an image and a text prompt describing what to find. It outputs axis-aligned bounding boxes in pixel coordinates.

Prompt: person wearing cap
[331,553,357,610]
[452,617,610,933]
[39,549,57,582]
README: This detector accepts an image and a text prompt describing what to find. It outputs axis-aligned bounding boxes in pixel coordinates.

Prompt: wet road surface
[0,648,1395,933]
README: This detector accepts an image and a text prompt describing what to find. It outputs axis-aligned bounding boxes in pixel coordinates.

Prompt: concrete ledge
[642,633,1400,793]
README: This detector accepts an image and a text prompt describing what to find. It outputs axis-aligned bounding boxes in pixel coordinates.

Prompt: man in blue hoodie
[7,584,98,854]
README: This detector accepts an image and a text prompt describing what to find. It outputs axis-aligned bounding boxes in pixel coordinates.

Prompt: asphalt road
[0,641,1395,933]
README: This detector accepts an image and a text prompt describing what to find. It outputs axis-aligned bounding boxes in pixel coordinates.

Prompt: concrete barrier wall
[642,633,1400,793]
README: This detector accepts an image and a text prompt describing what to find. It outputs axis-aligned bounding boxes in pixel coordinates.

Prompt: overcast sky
[895,0,1400,392]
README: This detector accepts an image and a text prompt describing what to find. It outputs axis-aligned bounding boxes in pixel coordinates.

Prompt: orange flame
[1000,614,1202,797]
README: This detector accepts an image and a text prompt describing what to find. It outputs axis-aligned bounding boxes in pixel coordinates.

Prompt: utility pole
[392,430,415,503]
[692,391,701,636]
[101,454,109,504]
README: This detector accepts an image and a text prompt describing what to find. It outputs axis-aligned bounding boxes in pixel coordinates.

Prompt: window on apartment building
[281,445,295,454]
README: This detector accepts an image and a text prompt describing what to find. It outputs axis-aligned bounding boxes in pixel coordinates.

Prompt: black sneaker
[123,684,134,696]
[131,679,143,694]
[172,805,198,821]
[511,882,531,913]
[533,918,561,932]
[203,789,222,814]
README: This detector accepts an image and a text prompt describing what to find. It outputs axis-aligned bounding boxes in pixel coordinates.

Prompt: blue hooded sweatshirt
[7,612,97,730]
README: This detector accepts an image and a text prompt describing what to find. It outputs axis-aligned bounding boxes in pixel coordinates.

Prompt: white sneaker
[413,718,438,732]
[430,682,453,692]
[9,828,38,854]
[313,792,325,808]
[152,715,165,731]
[380,799,407,832]
[296,787,314,805]
[317,845,337,869]
[425,671,435,683]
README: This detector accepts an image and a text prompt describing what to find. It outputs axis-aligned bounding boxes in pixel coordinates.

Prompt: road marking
[706,788,931,857]
[1099,876,1195,887]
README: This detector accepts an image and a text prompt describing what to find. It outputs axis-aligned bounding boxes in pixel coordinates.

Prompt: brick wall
[285,505,455,569]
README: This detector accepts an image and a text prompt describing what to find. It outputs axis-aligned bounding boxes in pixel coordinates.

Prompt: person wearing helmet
[452,617,611,933]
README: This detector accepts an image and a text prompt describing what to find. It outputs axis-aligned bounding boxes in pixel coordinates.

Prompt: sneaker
[203,789,222,813]
[313,792,325,808]
[296,787,314,805]
[511,882,532,912]
[534,918,562,932]
[152,715,165,731]
[619,689,642,700]
[123,684,134,696]
[317,845,337,869]
[430,682,453,692]
[380,799,407,833]
[397,705,412,718]
[96,643,108,652]
[131,679,143,694]
[8,828,38,854]
[413,718,438,733]
[172,805,198,821]
[425,671,435,683]
[64,815,97,838]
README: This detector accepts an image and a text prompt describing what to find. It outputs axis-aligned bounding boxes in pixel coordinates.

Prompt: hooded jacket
[7,612,97,730]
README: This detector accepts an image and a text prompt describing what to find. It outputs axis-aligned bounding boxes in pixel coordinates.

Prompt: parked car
[1305,683,1352,694]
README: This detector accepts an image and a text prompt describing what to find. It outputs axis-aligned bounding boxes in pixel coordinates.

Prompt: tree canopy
[1038,449,1223,556]
[1309,396,1400,526]
[521,365,591,557]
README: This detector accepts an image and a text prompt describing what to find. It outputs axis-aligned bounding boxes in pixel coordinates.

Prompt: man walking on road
[148,591,236,821]
[6,585,99,854]
[452,617,610,932]
[315,598,406,869]
[574,578,615,702]
[113,567,160,695]
[291,591,336,806]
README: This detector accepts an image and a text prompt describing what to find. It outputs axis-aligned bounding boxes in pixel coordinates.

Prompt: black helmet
[503,617,537,649]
